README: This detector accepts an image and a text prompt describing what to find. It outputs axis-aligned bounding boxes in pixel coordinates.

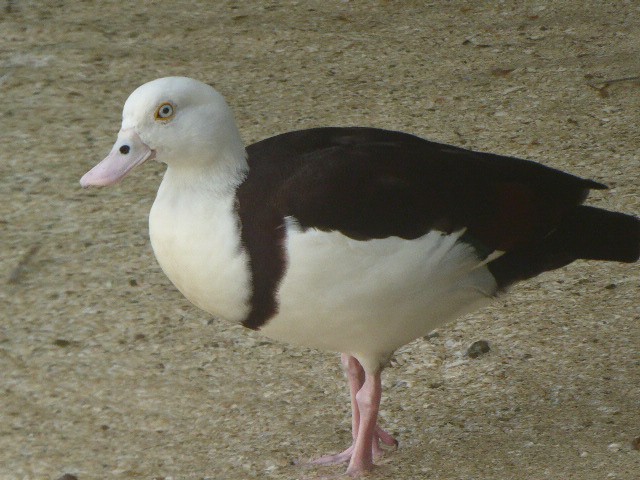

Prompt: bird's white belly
[149,181,252,323]
[261,223,497,371]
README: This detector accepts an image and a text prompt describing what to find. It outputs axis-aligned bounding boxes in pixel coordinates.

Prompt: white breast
[260,222,497,372]
[149,169,252,323]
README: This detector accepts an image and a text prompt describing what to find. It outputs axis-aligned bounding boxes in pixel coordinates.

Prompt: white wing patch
[261,220,497,372]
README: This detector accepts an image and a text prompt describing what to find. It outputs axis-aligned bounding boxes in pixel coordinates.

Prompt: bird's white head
[80,76,247,188]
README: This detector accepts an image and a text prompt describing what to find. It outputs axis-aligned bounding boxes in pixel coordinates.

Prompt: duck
[80,76,639,477]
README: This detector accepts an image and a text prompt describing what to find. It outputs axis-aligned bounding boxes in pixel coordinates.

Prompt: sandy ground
[1,1,639,479]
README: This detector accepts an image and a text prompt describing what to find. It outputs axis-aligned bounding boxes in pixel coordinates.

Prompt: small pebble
[607,442,621,452]
[57,475,78,480]
[466,340,491,358]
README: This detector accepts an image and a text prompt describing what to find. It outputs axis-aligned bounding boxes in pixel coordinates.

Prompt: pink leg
[344,354,365,441]
[344,355,397,452]
[310,355,397,471]
[310,354,362,465]
[346,369,382,476]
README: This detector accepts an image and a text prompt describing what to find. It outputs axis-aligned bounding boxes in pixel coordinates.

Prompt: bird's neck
[161,150,249,196]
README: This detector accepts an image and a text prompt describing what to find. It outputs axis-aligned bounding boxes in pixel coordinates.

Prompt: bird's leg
[344,355,398,455]
[309,355,397,469]
[346,369,382,476]
[309,354,362,466]
[344,353,365,442]
[344,355,397,458]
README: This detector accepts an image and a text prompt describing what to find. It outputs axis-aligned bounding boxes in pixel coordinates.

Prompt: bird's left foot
[309,444,354,466]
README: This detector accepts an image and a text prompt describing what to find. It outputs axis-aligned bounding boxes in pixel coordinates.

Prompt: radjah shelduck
[81,77,639,477]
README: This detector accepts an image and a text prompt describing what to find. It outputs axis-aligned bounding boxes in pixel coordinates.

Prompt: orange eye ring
[155,102,175,121]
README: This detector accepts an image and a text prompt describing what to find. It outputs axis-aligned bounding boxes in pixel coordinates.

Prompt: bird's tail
[488,206,639,289]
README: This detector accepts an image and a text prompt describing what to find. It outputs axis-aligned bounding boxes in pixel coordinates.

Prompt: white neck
[160,148,249,196]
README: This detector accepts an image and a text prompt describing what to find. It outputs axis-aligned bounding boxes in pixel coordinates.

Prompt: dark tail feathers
[489,206,639,289]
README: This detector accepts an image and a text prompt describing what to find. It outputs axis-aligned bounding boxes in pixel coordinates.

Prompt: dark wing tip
[585,179,608,190]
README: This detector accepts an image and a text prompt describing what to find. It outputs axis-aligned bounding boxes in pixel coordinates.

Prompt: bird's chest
[148,185,251,323]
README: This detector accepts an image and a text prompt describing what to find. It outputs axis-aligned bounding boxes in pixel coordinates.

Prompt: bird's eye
[155,102,175,121]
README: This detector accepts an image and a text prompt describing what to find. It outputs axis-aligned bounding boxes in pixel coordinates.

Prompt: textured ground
[1,1,639,479]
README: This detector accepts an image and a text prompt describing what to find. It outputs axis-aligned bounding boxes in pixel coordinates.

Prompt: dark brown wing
[248,127,605,252]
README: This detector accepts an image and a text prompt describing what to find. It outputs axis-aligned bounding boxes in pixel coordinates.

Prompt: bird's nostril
[119,145,131,154]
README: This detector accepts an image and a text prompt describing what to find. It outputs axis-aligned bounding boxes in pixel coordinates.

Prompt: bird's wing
[247,127,604,252]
